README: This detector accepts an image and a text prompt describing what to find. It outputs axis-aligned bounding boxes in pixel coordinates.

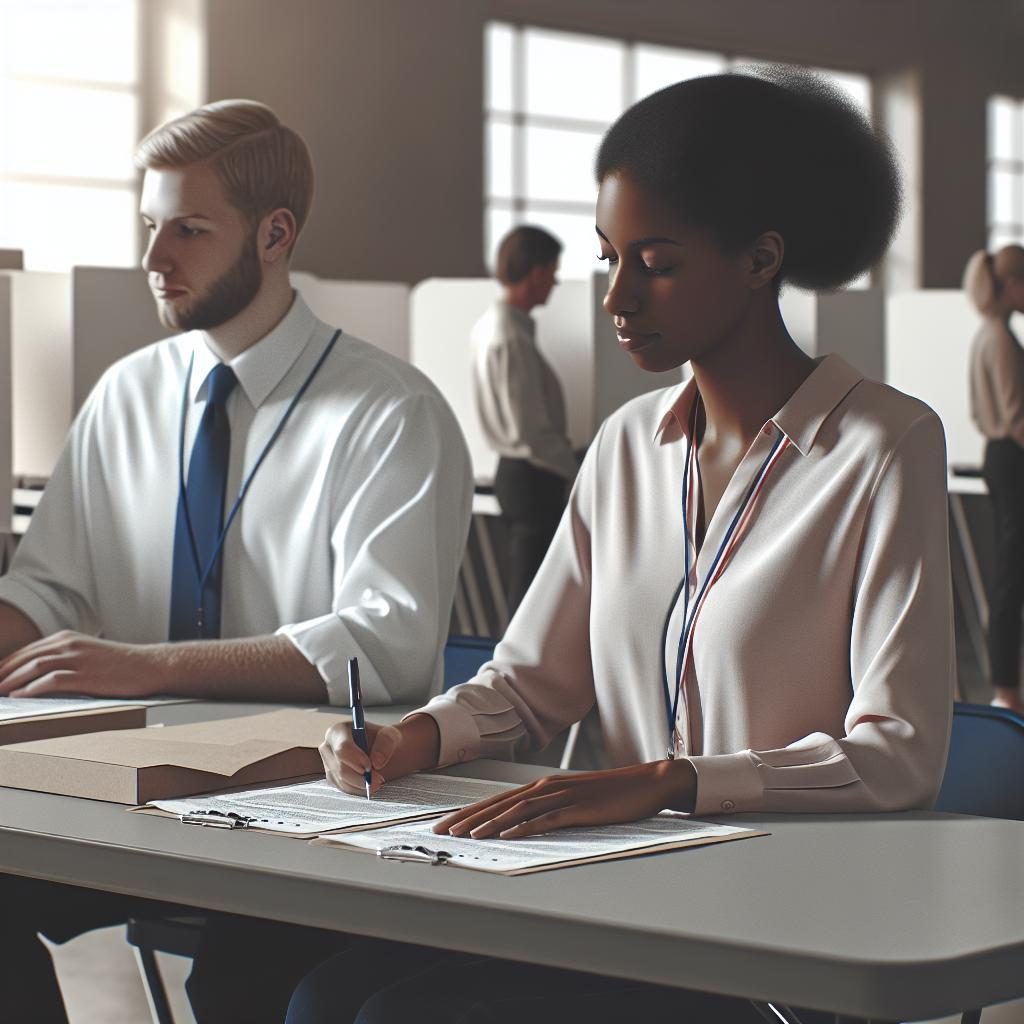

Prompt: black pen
[348,657,372,800]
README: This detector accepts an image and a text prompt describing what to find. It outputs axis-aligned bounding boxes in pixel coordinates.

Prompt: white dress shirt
[0,294,473,705]
[471,301,578,480]
[969,319,1024,447]
[416,355,955,815]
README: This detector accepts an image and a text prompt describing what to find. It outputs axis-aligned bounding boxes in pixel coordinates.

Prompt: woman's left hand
[432,759,698,840]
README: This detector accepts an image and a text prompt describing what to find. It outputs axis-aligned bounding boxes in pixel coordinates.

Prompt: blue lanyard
[176,328,342,615]
[659,403,785,757]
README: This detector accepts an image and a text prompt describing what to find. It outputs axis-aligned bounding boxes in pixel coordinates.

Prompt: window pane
[485,22,514,113]
[0,181,137,270]
[486,117,514,199]
[1,80,137,180]
[633,45,725,100]
[989,167,1020,225]
[524,125,601,204]
[1,0,138,85]
[524,28,623,123]
[812,67,871,119]
[523,207,600,279]
[485,204,516,270]
[988,96,1019,162]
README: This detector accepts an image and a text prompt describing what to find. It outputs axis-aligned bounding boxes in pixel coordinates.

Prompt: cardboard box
[0,704,146,746]
[0,708,337,803]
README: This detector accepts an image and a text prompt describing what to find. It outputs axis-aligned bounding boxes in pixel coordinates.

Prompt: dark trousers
[983,438,1024,688]
[285,940,834,1024]
[493,457,567,616]
[0,874,343,1024]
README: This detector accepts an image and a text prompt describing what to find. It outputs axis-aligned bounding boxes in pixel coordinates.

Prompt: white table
[0,701,1021,1022]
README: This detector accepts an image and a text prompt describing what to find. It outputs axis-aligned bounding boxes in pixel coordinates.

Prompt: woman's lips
[616,330,660,352]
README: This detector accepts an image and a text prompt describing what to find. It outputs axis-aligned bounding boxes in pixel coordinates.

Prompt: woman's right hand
[320,713,441,796]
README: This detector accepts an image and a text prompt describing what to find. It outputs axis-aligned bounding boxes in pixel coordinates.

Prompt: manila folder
[0,709,336,803]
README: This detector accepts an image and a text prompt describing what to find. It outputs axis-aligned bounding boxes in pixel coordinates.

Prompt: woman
[296,67,954,1024]
[966,244,1024,714]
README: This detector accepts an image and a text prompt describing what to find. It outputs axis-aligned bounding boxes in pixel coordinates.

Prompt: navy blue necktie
[168,363,238,641]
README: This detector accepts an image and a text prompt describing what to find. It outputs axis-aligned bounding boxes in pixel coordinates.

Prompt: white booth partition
[0,277,13,534]
[885,290,987,468]
[2,271,73,482]
[780,287,886,382]
[72,267,170,413]
[291,272,410,362]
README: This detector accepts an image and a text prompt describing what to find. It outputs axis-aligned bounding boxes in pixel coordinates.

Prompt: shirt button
[721,799,735,811]
[762,424,772,436]
[457,748,467,762]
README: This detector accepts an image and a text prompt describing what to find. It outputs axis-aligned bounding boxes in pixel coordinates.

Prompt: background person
[0,99,473,1024]
[472,225,579,615]
[966,244,1024,714]
[305,67,954,1024]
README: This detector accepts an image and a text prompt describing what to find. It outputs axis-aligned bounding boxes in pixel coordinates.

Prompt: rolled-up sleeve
[280,391,473,707]
[691,412,955,815]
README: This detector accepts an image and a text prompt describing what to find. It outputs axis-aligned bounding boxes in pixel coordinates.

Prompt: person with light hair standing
[966,244,1024,714]
[0,99,472,1024]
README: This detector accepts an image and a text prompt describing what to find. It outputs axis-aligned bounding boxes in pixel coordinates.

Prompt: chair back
[934,702,1024,820]
[443,635,496,692]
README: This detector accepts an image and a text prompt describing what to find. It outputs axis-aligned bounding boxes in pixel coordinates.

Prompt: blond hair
[135,100,314,244]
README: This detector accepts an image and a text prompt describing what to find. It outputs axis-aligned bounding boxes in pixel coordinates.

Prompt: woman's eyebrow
[594,227,682,248]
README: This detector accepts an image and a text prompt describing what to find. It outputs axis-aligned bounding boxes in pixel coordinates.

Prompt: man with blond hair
[0,100,472,1023]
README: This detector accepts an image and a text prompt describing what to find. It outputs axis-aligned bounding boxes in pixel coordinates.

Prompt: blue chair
[935,702,1024,820]
[443,634,496,691]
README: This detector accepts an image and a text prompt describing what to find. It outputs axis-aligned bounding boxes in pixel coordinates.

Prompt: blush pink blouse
[416,355,955,816]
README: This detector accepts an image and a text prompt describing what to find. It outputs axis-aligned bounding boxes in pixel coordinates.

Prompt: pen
[348,656,372,800]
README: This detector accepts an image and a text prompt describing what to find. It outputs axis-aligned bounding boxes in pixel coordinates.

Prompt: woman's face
[596,172,755,373]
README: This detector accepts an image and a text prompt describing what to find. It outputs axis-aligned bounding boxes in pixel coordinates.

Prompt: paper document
[318,814,764,874]
[0,696,155,722]
[149,773,517,836]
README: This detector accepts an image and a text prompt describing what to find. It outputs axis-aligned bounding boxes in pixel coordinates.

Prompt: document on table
[0,696,159,721]
[147,773,518,836]
[317,814,766,874]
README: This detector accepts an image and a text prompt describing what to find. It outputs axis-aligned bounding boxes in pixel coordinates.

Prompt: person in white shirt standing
[472,226,579,615]
[0,100,472,1024]
[965,244,1024,714]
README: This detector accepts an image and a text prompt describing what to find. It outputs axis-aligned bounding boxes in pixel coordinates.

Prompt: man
[472,226,578,616]
[0,99,472,1023]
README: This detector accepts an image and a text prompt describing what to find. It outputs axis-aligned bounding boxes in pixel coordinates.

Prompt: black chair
[442,633,496,691]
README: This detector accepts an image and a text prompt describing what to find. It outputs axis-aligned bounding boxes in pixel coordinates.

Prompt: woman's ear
[748,231,785,289]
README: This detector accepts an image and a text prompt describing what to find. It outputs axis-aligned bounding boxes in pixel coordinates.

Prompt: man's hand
[0,631,167,698]
[321,713,441,795]
[431,759,698,840]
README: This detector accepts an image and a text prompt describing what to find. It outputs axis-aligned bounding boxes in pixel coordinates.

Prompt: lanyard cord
[176,328,343,597]
[660,412,787,751]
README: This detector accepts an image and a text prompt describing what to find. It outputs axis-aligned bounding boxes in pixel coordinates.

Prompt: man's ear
[748,231,784,289]
[260,208,298,262]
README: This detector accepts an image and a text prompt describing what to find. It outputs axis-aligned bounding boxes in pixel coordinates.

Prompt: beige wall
[201,0,1024,287]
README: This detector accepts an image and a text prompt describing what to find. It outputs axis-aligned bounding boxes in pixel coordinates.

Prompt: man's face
[533,260,559,306]
[140,163,262,332]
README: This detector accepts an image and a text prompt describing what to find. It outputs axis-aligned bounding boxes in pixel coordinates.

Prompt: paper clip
[180,810,253,830]
[378,844,451,865]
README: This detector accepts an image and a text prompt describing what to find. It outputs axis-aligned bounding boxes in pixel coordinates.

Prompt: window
[0,0,141,271]
[485,24,872,284]
[988,95,1024,250]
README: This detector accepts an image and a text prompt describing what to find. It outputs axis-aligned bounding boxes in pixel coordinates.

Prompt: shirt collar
[188,292,318,408]
[496,300,535,337]
[654,354,864,456]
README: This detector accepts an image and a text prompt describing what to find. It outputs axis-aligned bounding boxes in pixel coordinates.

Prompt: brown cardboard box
[0,709,338,803]
[0,704,146,745]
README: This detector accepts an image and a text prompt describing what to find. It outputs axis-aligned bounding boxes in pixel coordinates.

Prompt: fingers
[7,670,80,698]
[461,789,573,840]
[320,721,400,795]
[433,782,545,835]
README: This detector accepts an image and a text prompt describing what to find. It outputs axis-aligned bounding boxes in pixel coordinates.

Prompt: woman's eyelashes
[597,252,674,276]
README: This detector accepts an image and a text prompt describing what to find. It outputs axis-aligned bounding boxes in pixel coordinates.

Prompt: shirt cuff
[404,694,481,767]
[689,750,765,815]
[278,614,370,707]
[0,578,66,638]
